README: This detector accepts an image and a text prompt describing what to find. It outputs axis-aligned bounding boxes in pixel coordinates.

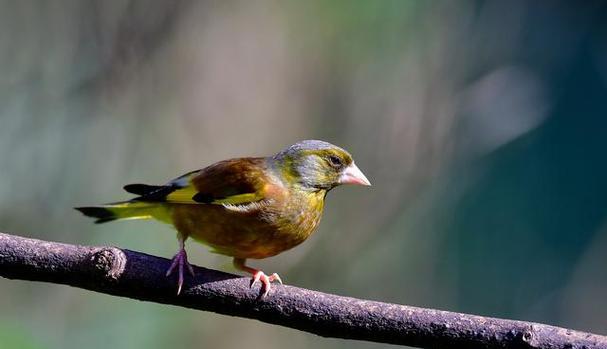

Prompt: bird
[76,140,371,296]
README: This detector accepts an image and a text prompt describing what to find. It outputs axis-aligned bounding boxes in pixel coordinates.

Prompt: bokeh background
[1,1,606,348]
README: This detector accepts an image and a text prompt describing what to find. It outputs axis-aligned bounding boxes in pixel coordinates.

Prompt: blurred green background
[1,1,606,348]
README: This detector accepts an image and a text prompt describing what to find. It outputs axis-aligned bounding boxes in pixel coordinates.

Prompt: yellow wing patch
[165,187,262,205]
[165,187,200,203]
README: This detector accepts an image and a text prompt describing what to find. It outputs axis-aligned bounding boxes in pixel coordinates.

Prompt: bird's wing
[125,158,273,205]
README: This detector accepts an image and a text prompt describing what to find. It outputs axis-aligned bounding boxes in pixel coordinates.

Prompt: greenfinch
[76,140,370,296]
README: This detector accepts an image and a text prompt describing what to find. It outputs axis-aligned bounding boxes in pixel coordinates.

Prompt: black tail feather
[75,207,116,224]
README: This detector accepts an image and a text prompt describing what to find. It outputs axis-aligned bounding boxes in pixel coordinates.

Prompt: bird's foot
[166,248,195,295]
[250,270,282,298]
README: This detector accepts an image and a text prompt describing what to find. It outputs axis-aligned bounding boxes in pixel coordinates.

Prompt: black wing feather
[123,183,179,202]
[123,184,164,195]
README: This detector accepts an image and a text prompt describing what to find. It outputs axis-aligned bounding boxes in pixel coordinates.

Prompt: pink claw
[250,271,283,297]
[166,248,195,295]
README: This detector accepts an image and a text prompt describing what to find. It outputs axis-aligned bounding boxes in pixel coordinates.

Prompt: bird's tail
[75,201,170,224]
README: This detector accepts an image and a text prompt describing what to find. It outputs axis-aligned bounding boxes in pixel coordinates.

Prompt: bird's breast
[276,190,325,246]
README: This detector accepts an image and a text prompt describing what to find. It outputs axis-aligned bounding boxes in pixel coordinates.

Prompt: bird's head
[273,140,371,191]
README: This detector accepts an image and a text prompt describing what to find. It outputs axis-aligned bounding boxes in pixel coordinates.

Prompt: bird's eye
[327,155,343,168]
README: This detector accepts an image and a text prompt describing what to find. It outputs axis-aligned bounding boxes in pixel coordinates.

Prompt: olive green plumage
[76,140,370,295]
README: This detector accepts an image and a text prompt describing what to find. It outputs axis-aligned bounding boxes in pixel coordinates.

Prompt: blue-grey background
[1,1,606,348]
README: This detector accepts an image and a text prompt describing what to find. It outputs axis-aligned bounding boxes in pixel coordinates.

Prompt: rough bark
[0,232,605,348]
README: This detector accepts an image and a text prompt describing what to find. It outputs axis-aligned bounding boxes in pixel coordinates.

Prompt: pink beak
[339,162,371,186]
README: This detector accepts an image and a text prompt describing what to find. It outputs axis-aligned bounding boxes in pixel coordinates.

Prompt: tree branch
[0,232,605,348]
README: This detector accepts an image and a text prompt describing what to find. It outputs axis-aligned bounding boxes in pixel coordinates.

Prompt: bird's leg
[233,258,282,297]
[166,233,195,295]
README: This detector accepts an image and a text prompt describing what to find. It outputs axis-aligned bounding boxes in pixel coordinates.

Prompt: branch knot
[89,247,126,281]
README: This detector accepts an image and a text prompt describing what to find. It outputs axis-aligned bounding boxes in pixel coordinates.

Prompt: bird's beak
[339,162,371,186]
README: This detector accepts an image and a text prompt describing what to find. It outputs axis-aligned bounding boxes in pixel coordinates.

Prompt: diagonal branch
[0,232,605,349]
